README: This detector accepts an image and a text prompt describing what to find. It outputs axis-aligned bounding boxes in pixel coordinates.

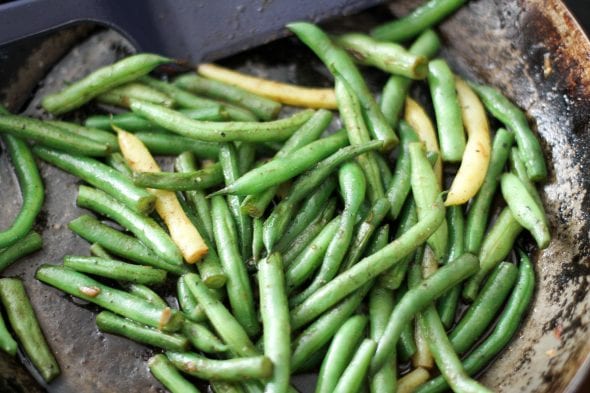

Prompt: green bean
[395,283,417,362]
[96,311,188,351]
[282,199,338,266]
[174,74,282,120]
[183,273,258,357]
[238,142,256,174]
[274,177,337,254]
[130,99,313,142]
[436,205,465,329]
[286,216,340,291]
[89,243,110,258]
[183,320,228,353]
[291,284,371,373]
[34,146,156,214]
[132,163,223,191]
[333,339,377,393]
[211,382,244,393]
[177,277,207,323]
[419,306,492,393]
[335,33,428,79]
[463,208,523,301]
[387,121,420,217]
[469,82,547,181]
[370,0,466,42]
[287,22,398,149]
[335,78,385,203]
[409,247,434,370]
[427,59,466,162]
[263,140,383,251]
[292,162,366,306]
[222,104,260,122]
[127,284,167,308]
[409,142,448,260]
[63,255,167,285]
[380,30,441,128]
[148,354,202,393]
[370,253,479,373]
[211,196,259,337]
[0,136,43,248]
[290,195,445,330]
[140,76,224,110]
[220,142,253,260]
[379,198,418,289]
[450,262,518,353]
[167,351,272,381]
[259,253,290,393]
[76,186,183,266]
[68,215,188,275]
[417,250,535,393]
[316,314,367,393]
[0,115,109,156]
[241,109,333,217]
[214,130,348,196]
[41,54,169,114]
[252,218,264,263]
[97,82,174,108]
[501,173,550,248]
[465,128,514,254]
[368,284,397,393]
[0,231,42,273]
[135,132,221,159]
[36,265,183,332]
[106,152,133,176]
[0,305,17,356]
[374,153,393,189]
[0,279,59,382]
[48,120,119,150]
[85,107,225,132]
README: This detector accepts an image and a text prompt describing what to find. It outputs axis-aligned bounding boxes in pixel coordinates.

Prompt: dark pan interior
[0,0,589,392]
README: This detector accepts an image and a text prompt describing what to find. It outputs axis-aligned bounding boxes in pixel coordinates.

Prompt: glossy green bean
[183,273,258,357]
[0,136,44,248]
[106,152,133,176]
[183,320,228,353]
[287,22,398,149]
[36,265,183,331]
[63,255,167,285]
[501,173,550,248]
[368,283,397,393]
[0,278,59,381]
[450,262,518,353]
[211,381,244,393]
[336,33,428,79]
[140,76,223,110]
[333,339,377,393]
[68,215,187,275]
[370,253,479,373]
[211,196,259,337]
[177,277,207,323]
[129,99,313,142]
[290,195,445,330]
[470,82,547,181]
[135,132,221,159]
[214,130,348,196]
[252,218,264,263]
[465,128,514,254]
[395,283,417,362]
[34,146,156,214]
[96,311,188,351]
[0,305,17,356]
[85,107,225,132]
[427,59,466,162]
[409,142,448,260]
[316,315,368,393]
[241,109,333,217]
[126,283,167,308]
[48,121,119,150]
[463,208,523,301]
[374,153,393,188]
[97,82,174,108]
[132,163,223,191]
[42,53,170,114]
[370,0,466,42]
[0,231,42,273]
[148,354,202,393]
[259,253,290,393]
[76,186,183,266]
[509,147,546,214]
[174,73,282,120]
[380,30,441,128]
[167,351,272,381]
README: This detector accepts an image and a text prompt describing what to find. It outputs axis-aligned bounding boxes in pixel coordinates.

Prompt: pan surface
[0,0,589,392]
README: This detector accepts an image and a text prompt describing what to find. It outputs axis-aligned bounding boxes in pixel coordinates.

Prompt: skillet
[0,0,589,392]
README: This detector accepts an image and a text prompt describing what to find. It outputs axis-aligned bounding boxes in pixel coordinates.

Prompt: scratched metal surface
[0,0,589,392]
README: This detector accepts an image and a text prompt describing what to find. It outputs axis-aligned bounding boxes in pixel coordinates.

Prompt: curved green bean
[0,306,17,356]
[333,339,377,393]
[148,354,201,393]
[63,255,167,285]
[166,351,272,381]
[183,320,228,354]
[176,277,207,323]
[0,231,42,273]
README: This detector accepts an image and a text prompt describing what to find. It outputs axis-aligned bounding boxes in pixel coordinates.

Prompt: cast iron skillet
[1,0,589,392]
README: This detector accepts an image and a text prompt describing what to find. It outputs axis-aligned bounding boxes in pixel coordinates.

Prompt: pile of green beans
[0,0,552,392]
